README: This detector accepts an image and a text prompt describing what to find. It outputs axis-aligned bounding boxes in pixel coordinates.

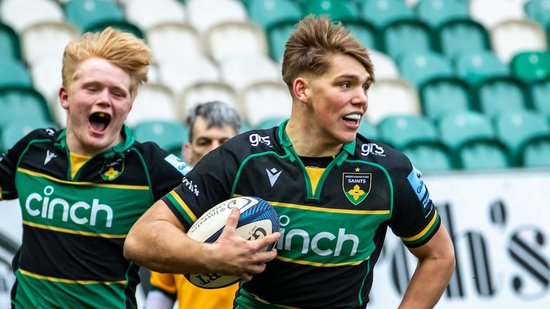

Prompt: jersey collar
[278,120,356,166]
[55,125,136,158]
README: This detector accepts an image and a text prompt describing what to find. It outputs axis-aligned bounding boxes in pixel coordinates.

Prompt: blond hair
[62,27,151,99]
[282,15,375,89]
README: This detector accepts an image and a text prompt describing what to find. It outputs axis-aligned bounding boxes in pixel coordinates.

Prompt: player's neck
[285,119,341,157]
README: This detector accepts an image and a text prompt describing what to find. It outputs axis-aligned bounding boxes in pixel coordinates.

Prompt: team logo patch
[342,172,372,205]
[100,157,124,181]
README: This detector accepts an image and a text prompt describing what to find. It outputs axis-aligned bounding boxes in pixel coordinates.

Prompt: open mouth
[89,112,111,132]
[343,113,361,125]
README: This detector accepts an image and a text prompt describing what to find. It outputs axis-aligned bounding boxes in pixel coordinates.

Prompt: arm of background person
[124,199,280,281]
[398,223,456,309]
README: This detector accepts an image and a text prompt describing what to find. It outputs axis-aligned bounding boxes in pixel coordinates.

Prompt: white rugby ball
[185,196,279,289]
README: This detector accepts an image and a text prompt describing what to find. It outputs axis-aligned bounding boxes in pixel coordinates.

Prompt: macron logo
[44,150,57,165]
[266,168,282,187]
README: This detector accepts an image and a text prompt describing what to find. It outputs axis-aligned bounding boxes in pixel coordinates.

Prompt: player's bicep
[407,223,454,261]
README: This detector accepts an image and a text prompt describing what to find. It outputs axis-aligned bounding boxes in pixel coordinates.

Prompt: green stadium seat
[377,115,437,149]
[435,17,491,59]
[0,22,22,61]
[520,135,550,168]
[414,0,470,28]
[381,18,436,60]
[0,119,58,152]
[254,116,286,130]
[0,59,32,88]
[132,120,189,155]
[357,118,379,140]
[524,0,550,27]
[0,86,53,127]
[528,77,550,117]
[456,138,512,170]
[342,19,381,51]
[397,50,454,87]
[84,19,145,39]
[418,76,473,120]
[494,110,550,163]
[403,141,455,172]
[247,0,303,30]
[265,18,299,62]
[63,0,125,32]
[436,110,495,150]
[473,76,531,118]
[453,50,509,86]
[360,0,414,29]
[510,50,550,84]
[302,0,359,22]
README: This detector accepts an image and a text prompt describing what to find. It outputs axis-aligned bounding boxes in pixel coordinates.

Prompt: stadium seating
[469,0,527,29]
[403,140,455,172]
[493,110,550,164]
[0,118,57,153]
[510,50,550,83]
[0,86,53,127]
[418,76,473,120]
[520,135,550,168]
[239,80,292,127]
[0,59,33,88]
[203,20,268,63]
[179,81,240,120]
[473,76,531,117]
[435,17,492,59]
[186,0,248,34]
[365,78,422,124]
[369,50,400,79]
[124,0,186,31]
[265,18,299,62]
[218,54,280,92]
[360,0,415,29]
[342,19,381,51]
[63,0,125,32]
[381,18,436,60]
[455,138,512,170]
[84,20,145,39]
[524,0,550,27]
[0,22,22,61]
[157,53,221,96]
[490,18,547,63]
[302,0,359,22]
[357,118,379,140]
[20,21,79,66]
[528,77,550,117]
[377,114,438,149]
[436,110,495,150]
[414,0,470,28]
[146,22,203,64]
[453,50,510,86]
[125,83,179,127]
[397,50,454,86]
[246,0,302,30]
[0,0,64,32]
[132,119,188,155]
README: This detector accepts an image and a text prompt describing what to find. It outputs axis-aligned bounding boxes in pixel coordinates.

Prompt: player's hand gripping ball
[185,196,280,288]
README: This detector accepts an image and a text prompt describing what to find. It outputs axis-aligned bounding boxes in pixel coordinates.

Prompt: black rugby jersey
[0,126,188,308]
[163,121,440,308]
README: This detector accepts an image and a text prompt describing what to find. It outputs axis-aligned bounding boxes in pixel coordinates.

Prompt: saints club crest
[342,172,372,206]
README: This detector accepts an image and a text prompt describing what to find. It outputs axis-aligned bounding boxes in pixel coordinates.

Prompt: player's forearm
[398,253,455,308]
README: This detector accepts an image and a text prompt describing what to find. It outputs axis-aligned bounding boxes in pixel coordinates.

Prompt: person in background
[145,100,241,309]
[0,27,188,308]
[124,15,455,308]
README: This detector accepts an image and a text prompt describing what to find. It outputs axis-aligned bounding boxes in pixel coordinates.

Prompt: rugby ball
[185,196,279,289]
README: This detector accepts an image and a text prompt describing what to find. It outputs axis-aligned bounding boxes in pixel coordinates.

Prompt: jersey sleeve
[0,128,49,200]
[161,142,240,230]
[388,162,441,248]
[139,142,189,202]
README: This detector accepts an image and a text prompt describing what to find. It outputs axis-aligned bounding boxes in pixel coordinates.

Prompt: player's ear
[59,87,70,110]
[292,77,310,103]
